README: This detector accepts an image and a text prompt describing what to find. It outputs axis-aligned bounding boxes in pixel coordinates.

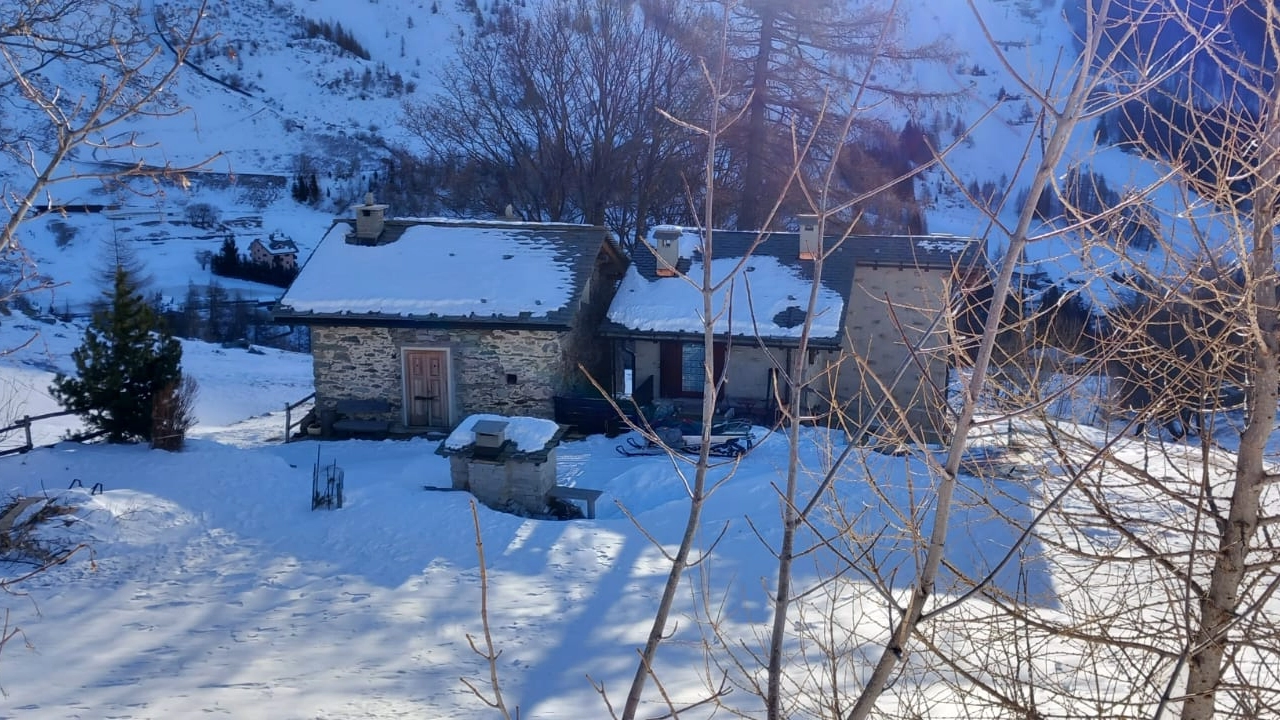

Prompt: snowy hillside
[100,0,466,175]
[1,0,480,315]
[899,0,1192,306]
[0,0,1211,319]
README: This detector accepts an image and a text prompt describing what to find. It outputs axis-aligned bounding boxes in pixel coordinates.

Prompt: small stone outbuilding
[272,196,627,432]
[436,414,568,515]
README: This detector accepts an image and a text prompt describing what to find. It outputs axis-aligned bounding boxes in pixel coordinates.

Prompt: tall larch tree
[724,0,952,230]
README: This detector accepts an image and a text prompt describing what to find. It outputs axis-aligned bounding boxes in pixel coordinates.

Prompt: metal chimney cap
[472,419,509,435]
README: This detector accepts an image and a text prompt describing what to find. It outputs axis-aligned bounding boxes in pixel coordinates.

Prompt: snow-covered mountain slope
[897,0,1182,305]
[2,0,479,313]
[0,0,1250,315]
[112,0,465,174]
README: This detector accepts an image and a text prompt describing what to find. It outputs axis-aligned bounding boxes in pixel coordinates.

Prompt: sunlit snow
[278,222,574,318]
[609,255,844,338]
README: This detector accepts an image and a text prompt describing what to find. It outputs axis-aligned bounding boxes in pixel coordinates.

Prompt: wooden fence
[0,410,83,457]
[283,392,316,443]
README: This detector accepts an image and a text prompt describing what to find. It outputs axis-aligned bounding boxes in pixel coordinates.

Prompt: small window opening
[681,344,704,394]
[506,373,518,385]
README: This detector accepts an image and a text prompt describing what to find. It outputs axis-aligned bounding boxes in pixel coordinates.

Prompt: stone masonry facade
[838,266,951,438]
[448,449,557,514]
[311,324,573,427]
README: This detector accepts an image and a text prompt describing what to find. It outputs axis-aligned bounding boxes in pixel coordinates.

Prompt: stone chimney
[652,226,682,277]
[351,192,389,245]
[797,214,820,260]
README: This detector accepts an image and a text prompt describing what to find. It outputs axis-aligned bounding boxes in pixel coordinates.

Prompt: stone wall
[560,270,617,397]
[449,449,558,514]
[311,324,572,427]
[837,266,951,438]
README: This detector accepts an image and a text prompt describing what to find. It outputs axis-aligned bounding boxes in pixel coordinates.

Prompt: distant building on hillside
[249,232,299,271]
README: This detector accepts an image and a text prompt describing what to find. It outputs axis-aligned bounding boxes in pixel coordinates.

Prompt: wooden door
[404,350,449,427]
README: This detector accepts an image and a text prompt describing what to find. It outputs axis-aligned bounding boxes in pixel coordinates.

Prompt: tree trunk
[1179,114,1280,720]
[765,241,819,719]
[619,73,726,720]
[738,6,775,231]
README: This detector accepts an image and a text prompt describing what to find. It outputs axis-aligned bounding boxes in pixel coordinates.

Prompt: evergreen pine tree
[307,174,320,204]
[50,267,183,443]
[212,236,239,275]
[206,281,229,341]
[182,281,204,339]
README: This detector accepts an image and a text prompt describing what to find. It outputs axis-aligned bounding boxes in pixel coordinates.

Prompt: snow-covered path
[3,435,675,718]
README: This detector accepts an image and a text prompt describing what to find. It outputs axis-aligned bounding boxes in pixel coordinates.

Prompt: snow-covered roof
[609,254,845,339]
[275,219,615,326]
[442,413,563,453]
[604,227,981,343]
[253,237,298,255]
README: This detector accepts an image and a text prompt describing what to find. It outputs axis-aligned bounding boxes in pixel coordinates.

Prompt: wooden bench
[331,399,393,435]
[547,486,605,520]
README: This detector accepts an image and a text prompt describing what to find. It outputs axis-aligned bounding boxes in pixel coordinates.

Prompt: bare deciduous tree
[839,2,1280,718]
[402,0,709,250]
[462,1,1280,718]
[0,0,216,303]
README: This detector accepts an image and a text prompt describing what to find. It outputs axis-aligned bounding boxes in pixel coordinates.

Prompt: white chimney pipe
[797,214,820,260]
[652,226,682,277]
[352,193,389,245]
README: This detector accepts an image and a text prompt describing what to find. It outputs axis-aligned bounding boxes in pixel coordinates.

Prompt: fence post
[284,403,292,444]
[22,416,32,454]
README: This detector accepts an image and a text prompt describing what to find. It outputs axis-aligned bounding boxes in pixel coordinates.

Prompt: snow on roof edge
[443,414,563,452]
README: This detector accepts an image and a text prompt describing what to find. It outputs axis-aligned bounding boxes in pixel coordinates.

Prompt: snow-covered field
[0,314,1046,719]
[6,305,1274,718]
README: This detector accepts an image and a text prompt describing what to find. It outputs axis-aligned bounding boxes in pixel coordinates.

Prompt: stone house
[599,220,983,438]
[272,195,627,431]
[249,232,299,271]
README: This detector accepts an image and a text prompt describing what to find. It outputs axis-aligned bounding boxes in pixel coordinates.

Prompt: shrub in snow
[151,375,199,451]
[0,495,79,564]
[50,266,184,444]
